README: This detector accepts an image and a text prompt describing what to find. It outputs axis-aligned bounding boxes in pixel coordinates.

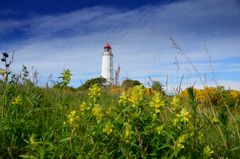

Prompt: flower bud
[2,52,8,58]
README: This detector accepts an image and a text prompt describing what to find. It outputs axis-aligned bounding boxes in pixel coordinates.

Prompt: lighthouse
[101,43,113,84]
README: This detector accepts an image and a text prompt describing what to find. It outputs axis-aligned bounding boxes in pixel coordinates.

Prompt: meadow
[1,53,240,158]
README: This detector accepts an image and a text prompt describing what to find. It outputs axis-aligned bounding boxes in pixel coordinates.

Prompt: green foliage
[1,74,240,158]
[121,79,142,89]
[78,77,107,90]
[60,69,72,87]
[54,69,72,89]
[1,52,13,82]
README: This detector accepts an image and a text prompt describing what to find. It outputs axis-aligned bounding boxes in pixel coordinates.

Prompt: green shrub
[1,75,240,158]
[121,79,142,89]
[78,77,107,90]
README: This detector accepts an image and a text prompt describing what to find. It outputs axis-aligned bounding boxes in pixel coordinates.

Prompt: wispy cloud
[0,0,239,90]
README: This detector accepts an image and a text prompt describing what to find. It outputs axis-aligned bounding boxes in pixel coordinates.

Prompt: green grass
[0,81,240,158]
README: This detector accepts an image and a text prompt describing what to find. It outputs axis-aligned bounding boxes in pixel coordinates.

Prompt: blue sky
[0,0,240,91]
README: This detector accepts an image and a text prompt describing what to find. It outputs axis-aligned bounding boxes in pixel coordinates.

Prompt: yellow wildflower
[88,84,101,103]
[174,134,188,150]
[149,92,165,113]
[124,123,132,143]
[211,117,219,124]
[203,145,214,158]
[129,85,144,107]
[171,96,181,111]
[173,108,192,129]
[66,110,79,126]
[176,108,192,123]
[102,122,113,136]
[91,104,102,120]
[198,132,204,144]
[118,91,129,106]
[79,102,88,111]
[12,95,23,106]
[106,107,112,115]
[29,134,37,146]
[156,125,164,135]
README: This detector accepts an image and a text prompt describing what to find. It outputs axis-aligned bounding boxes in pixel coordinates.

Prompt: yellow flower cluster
[64,110,79,127]
[88,84,101,103]
[176,109,191,122]
[91,104,102,120]
[12,95,23,106]
[118,92,129,106]
[211,117,219,124]
[198,132,204,144]
[173,108,192,128]
[124,122,132,143]
[129,85,144,107]
[106,107,117,117]
[171,96,181,111]
[174,134,188,150]
[156,125,164,135]
[102,122,113,136]
[60,69,71,87]
[203,145,214,158]
[150,92,165,113]
[79,102,88,111]
[29,134,37,146]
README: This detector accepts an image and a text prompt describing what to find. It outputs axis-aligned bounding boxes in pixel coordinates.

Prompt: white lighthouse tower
[101,43,113,84]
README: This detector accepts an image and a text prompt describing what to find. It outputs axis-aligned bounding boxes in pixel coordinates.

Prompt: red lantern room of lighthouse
[104,43,112,52]
[101,43,114,84]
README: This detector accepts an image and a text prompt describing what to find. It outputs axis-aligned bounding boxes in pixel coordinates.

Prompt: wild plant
[0,51,239,158]
[58,69,72,89]
[1,52,13,83]
[170,37,240,157]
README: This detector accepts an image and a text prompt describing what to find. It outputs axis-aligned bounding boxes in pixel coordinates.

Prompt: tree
[79,77,107,90]
[151,80,165,95]
[121,79,142,89]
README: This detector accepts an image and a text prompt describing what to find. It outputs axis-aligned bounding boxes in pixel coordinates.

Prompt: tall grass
[0,78,240,158]
[0,50,240,158]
